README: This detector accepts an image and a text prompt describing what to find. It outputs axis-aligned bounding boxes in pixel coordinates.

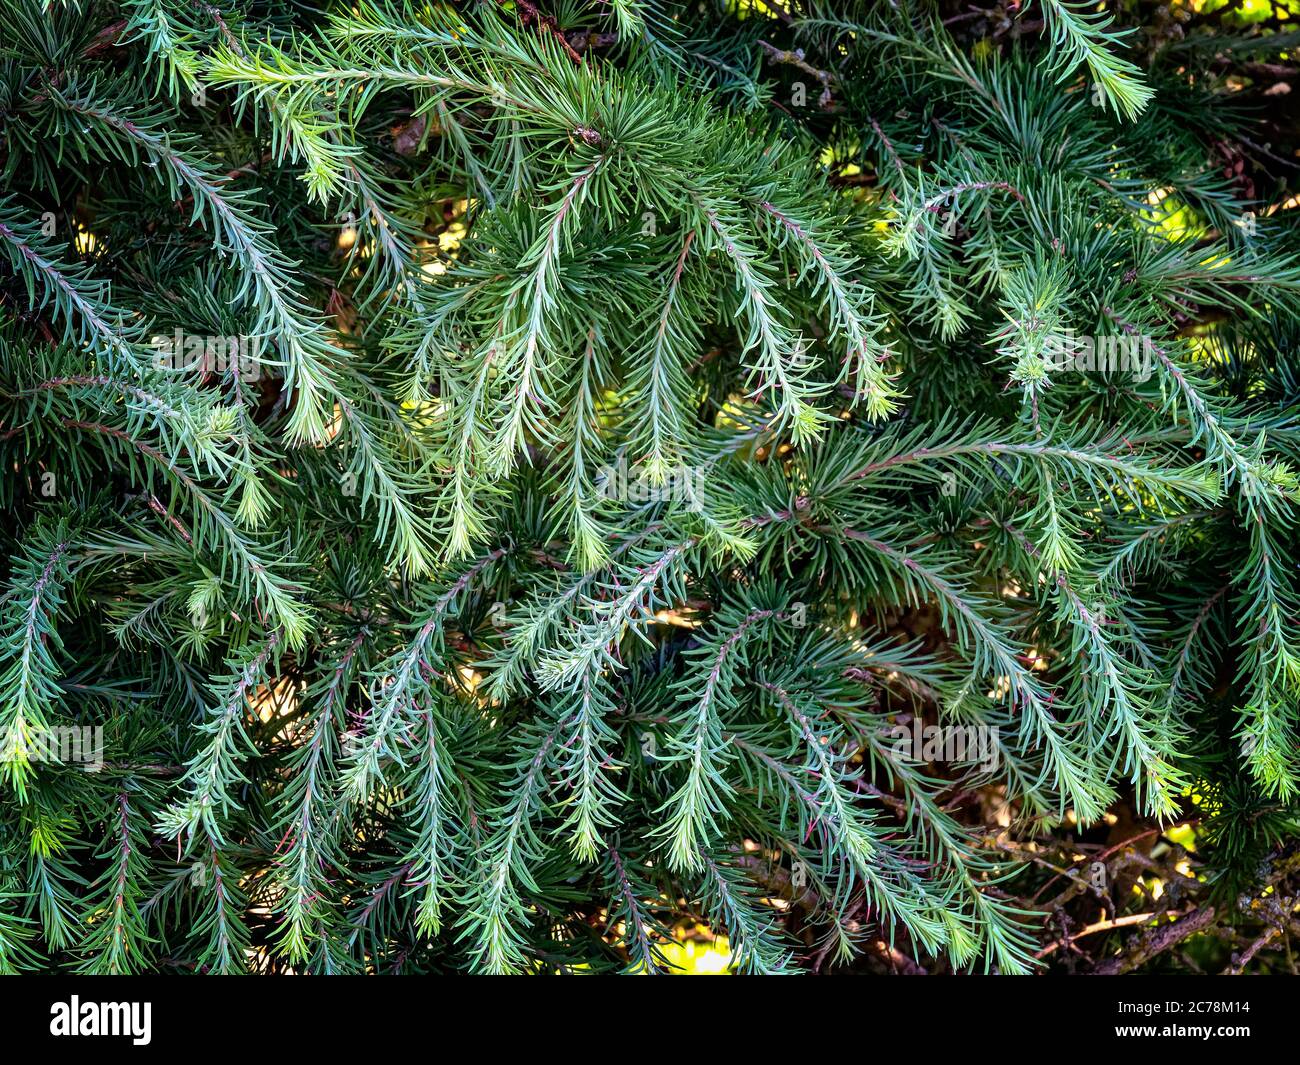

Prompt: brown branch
[1090,905,1217,975]
[757,40,835,109]
[502,0,584,64]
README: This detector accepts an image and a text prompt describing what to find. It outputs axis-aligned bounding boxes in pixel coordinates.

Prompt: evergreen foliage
[1,0,1298,974]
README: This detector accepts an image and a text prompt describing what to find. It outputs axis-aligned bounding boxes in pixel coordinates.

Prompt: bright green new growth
[0,0,1296,975]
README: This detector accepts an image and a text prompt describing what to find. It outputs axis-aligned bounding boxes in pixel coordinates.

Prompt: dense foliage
[1,0,1299,974]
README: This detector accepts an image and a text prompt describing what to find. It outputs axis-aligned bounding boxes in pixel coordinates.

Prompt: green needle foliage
[0,0,1297,975]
